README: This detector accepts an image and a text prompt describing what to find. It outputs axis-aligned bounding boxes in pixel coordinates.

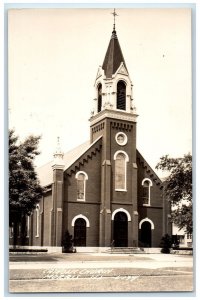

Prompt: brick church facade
[10,22,171,250]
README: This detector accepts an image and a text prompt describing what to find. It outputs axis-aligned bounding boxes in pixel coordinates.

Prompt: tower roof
[102,28,127,78]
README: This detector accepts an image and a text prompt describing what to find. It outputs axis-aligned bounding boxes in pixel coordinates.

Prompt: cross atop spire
[111,8,118,31]
[102,8,127,78]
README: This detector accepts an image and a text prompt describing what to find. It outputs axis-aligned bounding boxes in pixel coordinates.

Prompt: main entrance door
[74,218,86,246]
[113,212,128,247]
[140,221,151,247]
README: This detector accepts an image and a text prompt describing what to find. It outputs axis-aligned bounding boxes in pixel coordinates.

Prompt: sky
[8,7,192,177]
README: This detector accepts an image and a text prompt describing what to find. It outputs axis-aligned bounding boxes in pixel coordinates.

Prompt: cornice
[90,109,138,126]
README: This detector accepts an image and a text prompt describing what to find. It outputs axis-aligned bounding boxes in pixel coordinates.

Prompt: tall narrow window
[9,223,14,238]
[114,151,129,191]
[18,224,21,238]
[35,205,40,237]
[97,83,102,113]
[75,171,88,201]
[26,216,30,238]
[142,179,152,206]
[117,80,126,110]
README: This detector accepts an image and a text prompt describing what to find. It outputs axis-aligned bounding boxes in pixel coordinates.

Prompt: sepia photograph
[7,5,193,295]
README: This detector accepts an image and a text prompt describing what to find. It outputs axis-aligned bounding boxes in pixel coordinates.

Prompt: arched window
[9,223,14,238]
[97,83,102,113]
[26,216,30,238]
[35,204,40,237]
[114,151,129,191]
[18,224,21,238]
[75,171,88,201]
[142,178,153,206]
[117,80,126,110]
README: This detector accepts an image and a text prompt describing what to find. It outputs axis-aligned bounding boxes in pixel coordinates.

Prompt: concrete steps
[106,247,144,254]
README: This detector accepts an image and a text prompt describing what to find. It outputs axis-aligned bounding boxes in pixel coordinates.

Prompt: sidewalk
[9,253,193,293]
[9,252,193,269]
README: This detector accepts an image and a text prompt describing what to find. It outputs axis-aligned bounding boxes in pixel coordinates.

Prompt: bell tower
[90,10,139,247]
[90,11,137,142]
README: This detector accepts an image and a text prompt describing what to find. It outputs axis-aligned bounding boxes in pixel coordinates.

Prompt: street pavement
[9,252,193,293]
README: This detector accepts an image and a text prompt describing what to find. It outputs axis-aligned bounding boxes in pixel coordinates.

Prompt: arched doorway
[113,211,128,247]
[140,221,152,247]
[74,218,86,246]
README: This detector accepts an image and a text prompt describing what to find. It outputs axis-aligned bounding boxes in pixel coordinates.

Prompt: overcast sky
[8,8,192,177]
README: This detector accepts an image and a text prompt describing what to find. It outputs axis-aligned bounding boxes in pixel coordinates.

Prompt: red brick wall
[137,156,165,247]
[63,149,102,246]
[42,192,53,246]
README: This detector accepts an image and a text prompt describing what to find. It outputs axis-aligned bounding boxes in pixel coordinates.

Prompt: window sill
[115,189,127,192]
[143,204,150,207]
[35,235,39,238]
[77,199,85,202]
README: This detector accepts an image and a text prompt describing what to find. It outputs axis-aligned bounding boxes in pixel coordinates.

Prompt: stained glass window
[76,172,88,201]
[115,153,126,190]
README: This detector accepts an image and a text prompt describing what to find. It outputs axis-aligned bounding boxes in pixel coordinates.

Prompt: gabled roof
[102,29,128,78]
[37,140,90,187]
[37,137,162,189]
[65,135,102,176]
[136,150,163,188]
[37,136,103,187]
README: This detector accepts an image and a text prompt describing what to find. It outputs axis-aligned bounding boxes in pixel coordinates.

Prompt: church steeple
[102,20,128,78]
[52,137,65,170]
[90,9,137,124]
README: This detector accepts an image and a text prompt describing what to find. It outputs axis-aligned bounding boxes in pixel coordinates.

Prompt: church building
[10,16,171,251]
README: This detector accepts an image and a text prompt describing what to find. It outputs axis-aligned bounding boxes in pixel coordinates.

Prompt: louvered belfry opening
[117,80,126,110]
[97,84,102,113]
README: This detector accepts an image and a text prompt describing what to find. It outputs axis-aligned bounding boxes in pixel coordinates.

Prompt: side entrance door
[74,218,86,246]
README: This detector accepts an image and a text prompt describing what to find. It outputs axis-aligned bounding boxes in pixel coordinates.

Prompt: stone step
[106,247,144,254]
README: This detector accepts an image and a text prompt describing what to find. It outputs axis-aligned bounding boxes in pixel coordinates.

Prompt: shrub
[160,234,172,254]
[62,230,75,253]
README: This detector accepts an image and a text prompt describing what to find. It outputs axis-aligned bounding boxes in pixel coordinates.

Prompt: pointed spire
[54,137,63,156]
[102,9,128,78]
[52,137,65,170]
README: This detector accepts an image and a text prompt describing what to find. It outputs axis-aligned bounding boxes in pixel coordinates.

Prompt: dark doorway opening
[140,221,152,247]
[74,218,86,246]
[113,211,128,247]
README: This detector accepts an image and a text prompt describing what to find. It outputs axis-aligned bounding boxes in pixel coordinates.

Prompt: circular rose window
[115,132,128,146]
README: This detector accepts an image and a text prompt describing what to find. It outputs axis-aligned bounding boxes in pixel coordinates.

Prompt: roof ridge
[36,140,89,171]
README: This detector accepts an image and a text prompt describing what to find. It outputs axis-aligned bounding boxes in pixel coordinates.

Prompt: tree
[156,153,192,234]
[9,129,45,245]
